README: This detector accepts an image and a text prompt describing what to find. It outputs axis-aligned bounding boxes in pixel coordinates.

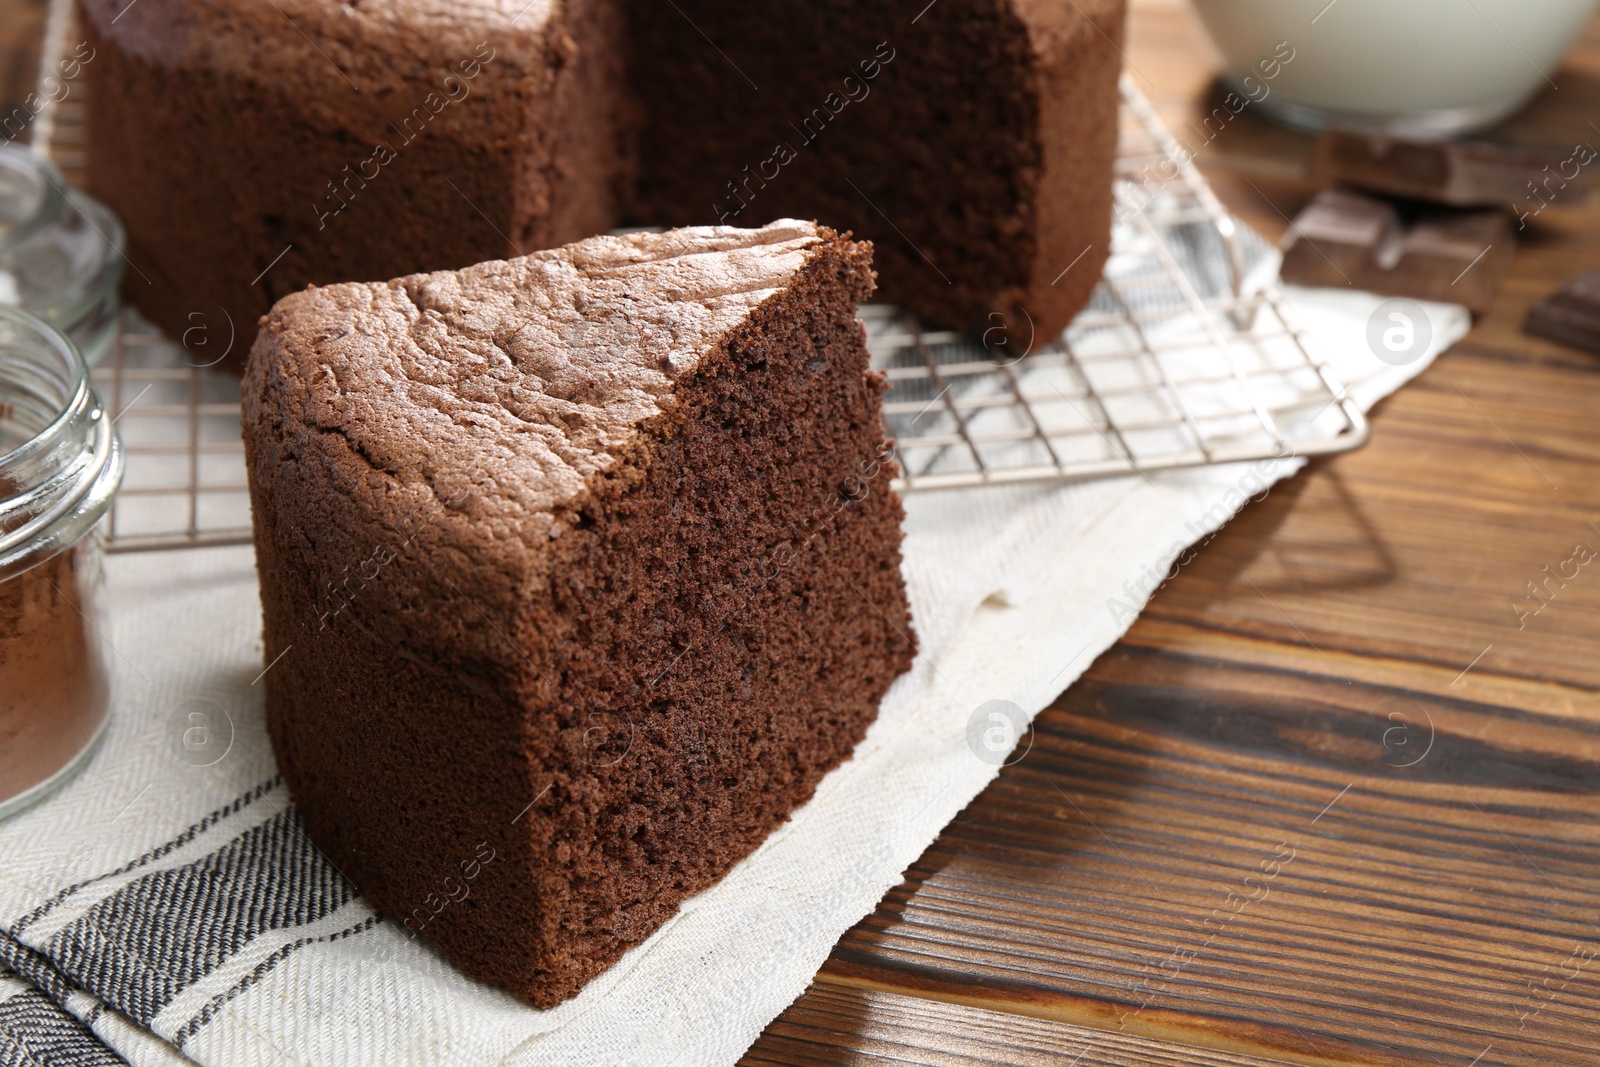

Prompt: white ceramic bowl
[1189,0,1599,140]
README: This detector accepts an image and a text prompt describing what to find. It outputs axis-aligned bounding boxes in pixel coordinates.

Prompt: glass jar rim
[0,305,122,579]
[0,145,68,257]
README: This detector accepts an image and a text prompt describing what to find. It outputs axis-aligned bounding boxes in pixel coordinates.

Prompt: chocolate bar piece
[1313,131,1597,211]
[1279,187,1512,313]
[1525,270,1600,355]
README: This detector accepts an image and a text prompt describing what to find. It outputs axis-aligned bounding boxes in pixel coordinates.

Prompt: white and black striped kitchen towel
[0,284,1467,1066]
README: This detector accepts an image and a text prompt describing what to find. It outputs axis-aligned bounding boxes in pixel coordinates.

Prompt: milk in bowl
[1189,0,1599,139]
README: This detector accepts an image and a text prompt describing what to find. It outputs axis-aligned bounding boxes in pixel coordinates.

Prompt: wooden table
[741,4,1600,1065]
[6,3,1598,1065]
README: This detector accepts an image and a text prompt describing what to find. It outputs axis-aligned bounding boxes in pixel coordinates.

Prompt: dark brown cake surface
[242,220,916,1007]
[79,0,631,364]
[628,0,1124,345]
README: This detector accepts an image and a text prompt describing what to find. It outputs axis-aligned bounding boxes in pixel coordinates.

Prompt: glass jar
[0,145,122,365]
[0,305,123,819]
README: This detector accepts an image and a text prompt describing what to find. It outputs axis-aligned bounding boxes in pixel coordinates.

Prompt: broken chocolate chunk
[1525,270,1600,355]
[1279,186,1512,313]
[1313,131,1598,211]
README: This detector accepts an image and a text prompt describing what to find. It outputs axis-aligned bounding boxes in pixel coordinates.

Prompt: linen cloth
[0,278,1468,1066]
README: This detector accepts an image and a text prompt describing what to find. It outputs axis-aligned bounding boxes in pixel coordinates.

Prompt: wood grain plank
[742,985,1305,1067]
[821,648,1600,1067]
[1120,346,1600,719]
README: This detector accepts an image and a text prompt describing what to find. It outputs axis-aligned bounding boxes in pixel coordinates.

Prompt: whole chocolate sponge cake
[241,220,916,1007]
[81,0,1123,367]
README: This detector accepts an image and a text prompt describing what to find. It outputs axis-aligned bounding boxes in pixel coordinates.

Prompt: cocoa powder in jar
[0,540,109,803]
[0,304,124,813]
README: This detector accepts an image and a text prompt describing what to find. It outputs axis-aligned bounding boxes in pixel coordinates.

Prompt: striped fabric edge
[0,959,128,1066]
[3,911,205,1067]
[10,778,286,939]
[0,777,383,1065]
[169,915,379,1051]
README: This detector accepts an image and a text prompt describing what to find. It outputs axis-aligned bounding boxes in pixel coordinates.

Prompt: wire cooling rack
[38,65,1365,552]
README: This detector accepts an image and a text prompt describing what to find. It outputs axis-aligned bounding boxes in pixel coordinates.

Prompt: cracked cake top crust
[242,219,844,668]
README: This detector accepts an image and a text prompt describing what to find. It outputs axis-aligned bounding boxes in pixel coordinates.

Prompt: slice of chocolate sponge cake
[241,220,916,1008]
